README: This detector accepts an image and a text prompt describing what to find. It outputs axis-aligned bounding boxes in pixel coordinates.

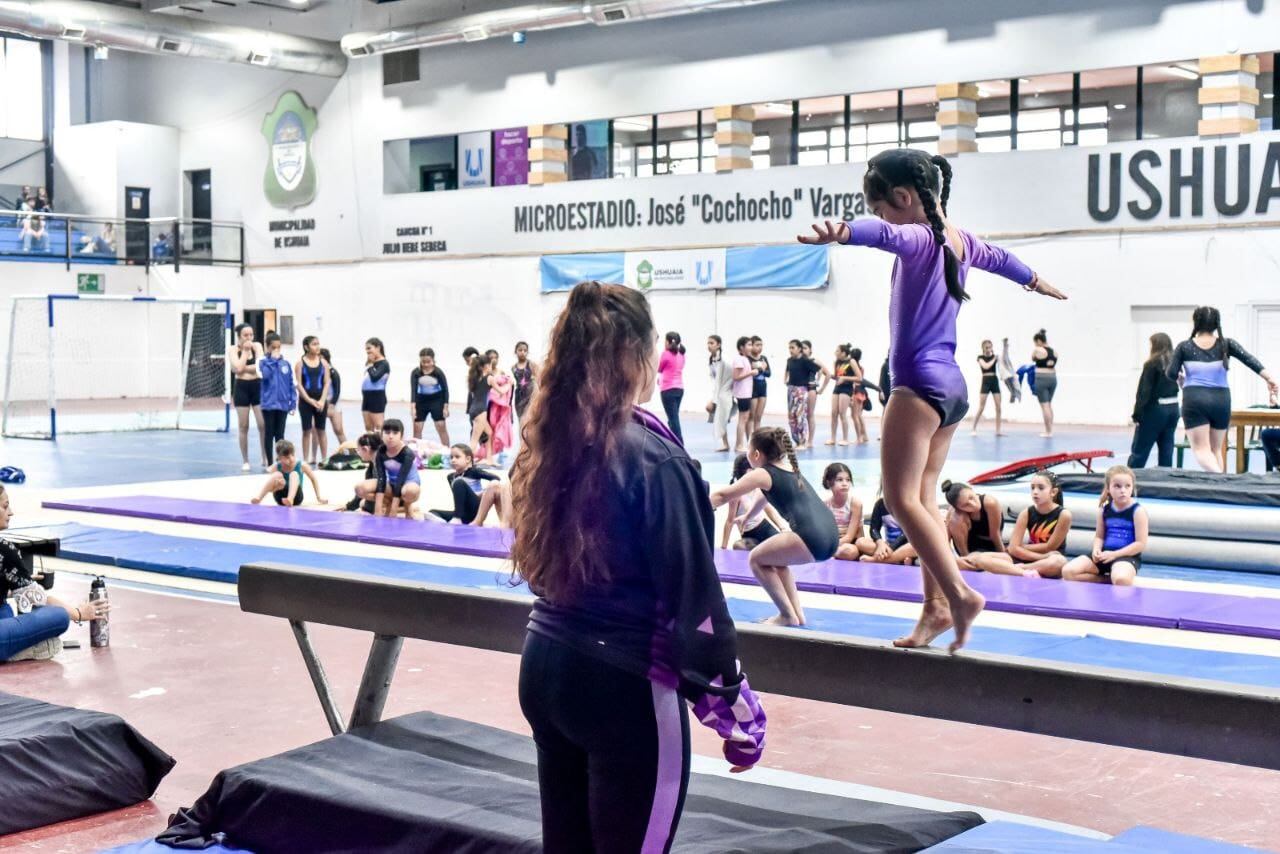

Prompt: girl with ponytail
[710,427,838,626]
[511,281,764,850]
[799,148,1067,651]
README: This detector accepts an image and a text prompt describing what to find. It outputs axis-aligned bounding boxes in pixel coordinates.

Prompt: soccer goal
[2,295,232,439]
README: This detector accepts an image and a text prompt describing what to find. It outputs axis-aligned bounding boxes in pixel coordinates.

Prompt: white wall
[52,121,179,218]
[34,0,1280,426]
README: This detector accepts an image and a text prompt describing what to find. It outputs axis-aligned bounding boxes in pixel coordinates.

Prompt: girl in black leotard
[319,348,348,446]
[942,480,1025,577]
[971,339,1003,436]
[711,427,838,627]
[1031,330,1058,438]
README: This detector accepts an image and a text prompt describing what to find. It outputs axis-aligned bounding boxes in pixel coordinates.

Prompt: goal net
[2,295,232,439]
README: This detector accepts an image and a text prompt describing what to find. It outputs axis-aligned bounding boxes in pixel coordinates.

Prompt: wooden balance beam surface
[238,562,1280,772]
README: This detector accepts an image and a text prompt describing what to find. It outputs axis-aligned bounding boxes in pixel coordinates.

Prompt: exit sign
[77,273,104,294]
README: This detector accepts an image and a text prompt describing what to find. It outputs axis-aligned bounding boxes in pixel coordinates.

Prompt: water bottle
[89,576,109,648]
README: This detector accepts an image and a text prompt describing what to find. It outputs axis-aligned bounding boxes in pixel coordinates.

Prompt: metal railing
[1,210,245,274]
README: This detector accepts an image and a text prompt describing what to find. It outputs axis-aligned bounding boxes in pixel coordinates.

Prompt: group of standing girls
[465,344,539,465]
[706,334,770,452]
[968,332,1058,437]
[230,324,347,471]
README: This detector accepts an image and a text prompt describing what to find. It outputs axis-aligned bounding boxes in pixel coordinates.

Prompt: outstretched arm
[710,468,771,508]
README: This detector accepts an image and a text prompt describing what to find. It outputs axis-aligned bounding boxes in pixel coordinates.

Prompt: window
[655,110,701,175]
[382,51,419,86]
[748,101,794,169]
[901,86,938,154]
[849,89,899,162]
[611,115,652,178]
[0,38,44,141]
[1141,61,1200,139]
[699,108,718,173]
[1017,73,1074,149]
[1262,54,1277,132]
[797,95,846,165]
[972,79,1011,152]
[382,136,458,194]
[1079,66,1139,142]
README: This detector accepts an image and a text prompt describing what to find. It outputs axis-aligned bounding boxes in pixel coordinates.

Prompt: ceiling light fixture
[1114,103,1127,109]
[1167,64,1200,81]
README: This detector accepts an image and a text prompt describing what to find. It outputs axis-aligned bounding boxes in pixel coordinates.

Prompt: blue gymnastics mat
[922,820,1262,853]
[26,522,1280,691]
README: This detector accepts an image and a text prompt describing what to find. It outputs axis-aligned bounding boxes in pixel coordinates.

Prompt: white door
[1249,306,1280,407]
[1129,305,1195,397]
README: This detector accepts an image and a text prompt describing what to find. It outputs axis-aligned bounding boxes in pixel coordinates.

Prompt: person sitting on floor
[252,440,326,507]
[429,443,507,525]
[1,485,110,662]
[943,481,1028,577]
[823,462,869,561]
[1062,465,1147,587]
[859,486,916,565]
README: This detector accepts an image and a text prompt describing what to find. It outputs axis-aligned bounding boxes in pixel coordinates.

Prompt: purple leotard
[841,220,1033,426]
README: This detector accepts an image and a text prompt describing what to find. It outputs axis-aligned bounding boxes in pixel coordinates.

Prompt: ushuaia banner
[540,244,828,292]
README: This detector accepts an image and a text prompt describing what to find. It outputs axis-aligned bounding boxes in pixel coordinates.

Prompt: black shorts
[740,519,779,548]
[414,395,446,423]
[299,399,327,432]
[361,390,388,414]
[736,397,752,413]
[1097,555,1141,577]
[1182,386,1230,430]
[273,486,303,506]
[752,383,767,400]
[233,378,261,408]
[980,375,1001,395]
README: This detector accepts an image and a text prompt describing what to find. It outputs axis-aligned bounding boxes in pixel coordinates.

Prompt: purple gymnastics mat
[44,495,1280,639]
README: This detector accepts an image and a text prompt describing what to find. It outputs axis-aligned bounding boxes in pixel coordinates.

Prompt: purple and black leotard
[840,219,1034,427]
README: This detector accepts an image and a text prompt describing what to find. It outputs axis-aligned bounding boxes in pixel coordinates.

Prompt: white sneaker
[241,462,251,472]
[6,636,62,662]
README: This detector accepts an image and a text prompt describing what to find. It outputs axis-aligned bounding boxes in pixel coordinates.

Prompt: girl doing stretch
[800,148,1065,650]
[720,453,787,550]
[862,489,916,565]
[429,444,505,525]
[711,428,839,627]
[943,481,1027,578]
[373,419,421,518]
[252,440,325,507]
[510,281,764,852]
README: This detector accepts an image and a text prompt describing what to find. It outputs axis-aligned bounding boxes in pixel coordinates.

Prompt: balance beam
[238,562,1280,772]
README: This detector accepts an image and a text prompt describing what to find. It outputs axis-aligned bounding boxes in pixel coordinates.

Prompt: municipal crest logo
[261,91,318,210]
[636,259,653,290]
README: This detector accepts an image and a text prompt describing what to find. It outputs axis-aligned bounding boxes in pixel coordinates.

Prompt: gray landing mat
[157,711,982,853]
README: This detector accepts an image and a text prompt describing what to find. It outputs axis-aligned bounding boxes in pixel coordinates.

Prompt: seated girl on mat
[861,485,917,565]
[822,463,868,561]
[252,440,326,507]
[942,481,1024,576]
[429,443,505,525]
[720,454,788,551]
[1063,465,1147,586]
[711,428,838,626]
[999,471,1071,578]
[373,419,421,518]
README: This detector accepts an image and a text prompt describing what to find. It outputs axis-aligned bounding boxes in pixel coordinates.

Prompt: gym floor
[3,409,1279,852]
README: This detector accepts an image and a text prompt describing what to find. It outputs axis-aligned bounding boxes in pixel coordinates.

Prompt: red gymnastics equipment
[968,450,1115,485]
